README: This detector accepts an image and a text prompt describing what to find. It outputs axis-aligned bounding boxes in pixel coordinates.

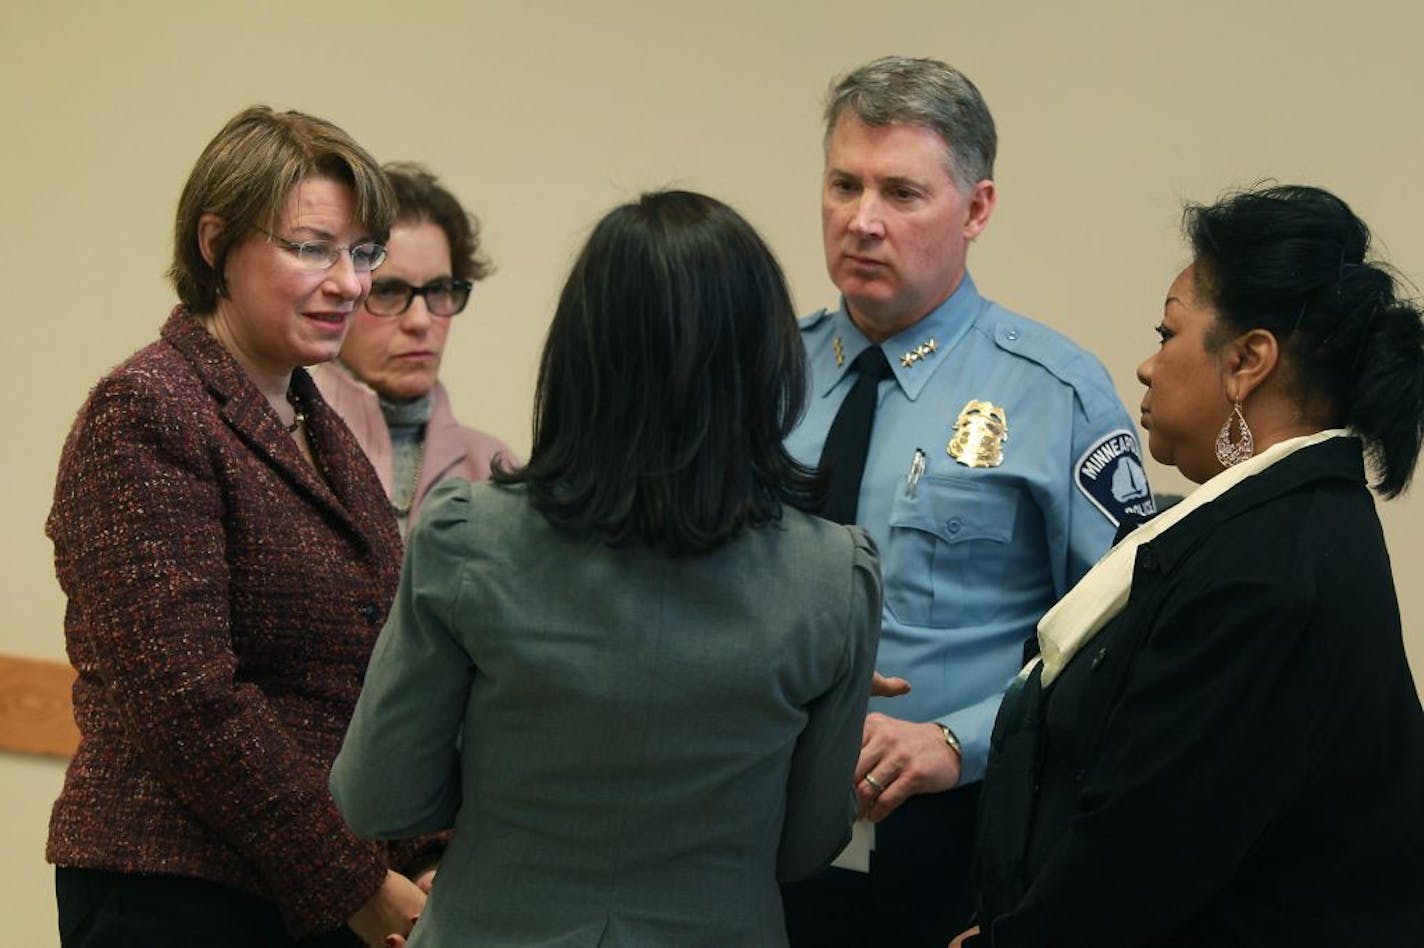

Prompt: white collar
[1035,428,1352,687]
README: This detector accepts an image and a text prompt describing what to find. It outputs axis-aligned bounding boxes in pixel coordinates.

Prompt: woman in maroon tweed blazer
[47,107,430,947]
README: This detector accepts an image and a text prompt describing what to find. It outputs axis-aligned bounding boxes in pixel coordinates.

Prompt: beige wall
[4,1,1421,942]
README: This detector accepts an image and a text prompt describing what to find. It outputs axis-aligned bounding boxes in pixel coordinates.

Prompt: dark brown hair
[494,190,819,554]
[383,163,492,283]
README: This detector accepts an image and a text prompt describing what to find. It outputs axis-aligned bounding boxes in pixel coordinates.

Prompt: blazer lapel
[292,367,399,556]
[1147,437,1366,576]
[161,312,368,542]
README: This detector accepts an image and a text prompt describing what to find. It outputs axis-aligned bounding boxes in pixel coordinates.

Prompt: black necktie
[819,346,892,524]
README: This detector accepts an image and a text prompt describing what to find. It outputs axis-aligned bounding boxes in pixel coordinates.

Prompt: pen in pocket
[906,447,926,496]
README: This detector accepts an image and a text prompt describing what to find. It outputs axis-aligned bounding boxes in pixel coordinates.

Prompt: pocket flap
[888,475,1016,545]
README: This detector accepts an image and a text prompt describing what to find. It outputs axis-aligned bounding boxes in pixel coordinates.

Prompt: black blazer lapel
[1145,437,1366,576]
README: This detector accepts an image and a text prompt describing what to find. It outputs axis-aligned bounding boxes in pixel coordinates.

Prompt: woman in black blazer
[963,185,1424,946]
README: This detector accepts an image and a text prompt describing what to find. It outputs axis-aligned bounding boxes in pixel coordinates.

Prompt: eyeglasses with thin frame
[365,277,474,318]
[253,225,388,273]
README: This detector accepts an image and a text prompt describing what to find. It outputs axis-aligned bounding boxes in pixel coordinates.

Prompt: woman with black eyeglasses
[47,107,433,947]
[313,163,516,538]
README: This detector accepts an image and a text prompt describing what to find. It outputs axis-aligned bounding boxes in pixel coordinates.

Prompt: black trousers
[781,783,981,948]
[56,867,362,948]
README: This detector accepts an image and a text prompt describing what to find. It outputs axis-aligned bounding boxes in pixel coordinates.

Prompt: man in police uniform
[781,56,1155,947]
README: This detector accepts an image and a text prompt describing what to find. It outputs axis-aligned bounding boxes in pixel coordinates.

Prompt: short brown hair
[169,105,395,314]
[383,162,493,283]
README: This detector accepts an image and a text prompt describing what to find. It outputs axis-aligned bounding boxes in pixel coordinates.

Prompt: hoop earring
[1214,401,1254,468]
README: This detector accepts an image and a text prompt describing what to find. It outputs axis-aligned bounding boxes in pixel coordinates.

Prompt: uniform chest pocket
[883,474,1020,627]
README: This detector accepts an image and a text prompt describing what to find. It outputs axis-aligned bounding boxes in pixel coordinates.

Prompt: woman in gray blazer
[332,190,882,948]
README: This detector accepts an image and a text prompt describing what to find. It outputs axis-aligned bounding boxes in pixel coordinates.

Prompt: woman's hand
[949,925,981,947]
[348,870,426,947]
[411,866,437,894]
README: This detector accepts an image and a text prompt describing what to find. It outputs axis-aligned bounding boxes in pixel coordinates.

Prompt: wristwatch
[935,722,962,757]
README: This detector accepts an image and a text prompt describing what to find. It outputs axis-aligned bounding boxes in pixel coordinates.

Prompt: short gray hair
[824,56,997,192]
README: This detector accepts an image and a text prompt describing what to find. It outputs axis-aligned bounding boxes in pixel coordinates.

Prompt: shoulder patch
[1075,429,1157,527]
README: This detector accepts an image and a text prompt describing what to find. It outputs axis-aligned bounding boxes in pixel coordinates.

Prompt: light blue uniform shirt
[786,275,1154,785]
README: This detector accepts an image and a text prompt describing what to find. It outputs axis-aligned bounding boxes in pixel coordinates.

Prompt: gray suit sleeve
[776,527,883,880]
[331,480,475,839]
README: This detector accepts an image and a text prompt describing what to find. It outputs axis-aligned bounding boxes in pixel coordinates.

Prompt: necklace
[390,434,426,519]
[285,391,307,434]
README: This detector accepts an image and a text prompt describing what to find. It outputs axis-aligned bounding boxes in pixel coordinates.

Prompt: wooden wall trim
[0,653,78,759]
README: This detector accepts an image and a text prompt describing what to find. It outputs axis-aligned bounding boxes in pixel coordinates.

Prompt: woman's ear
[197,213,226,268]
[1221,328,1279,403]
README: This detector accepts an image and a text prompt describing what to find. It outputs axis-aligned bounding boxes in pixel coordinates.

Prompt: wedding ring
[863,774,884,793]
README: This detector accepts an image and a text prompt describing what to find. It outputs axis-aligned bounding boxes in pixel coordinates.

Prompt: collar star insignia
[900,338,937,368]
[832,335,845,368]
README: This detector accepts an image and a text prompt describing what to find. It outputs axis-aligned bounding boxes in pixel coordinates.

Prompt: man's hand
[854,712,961,822]
[870,671,912,697]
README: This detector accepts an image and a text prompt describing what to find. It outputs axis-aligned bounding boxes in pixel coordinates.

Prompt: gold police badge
[947,400,1008,468]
